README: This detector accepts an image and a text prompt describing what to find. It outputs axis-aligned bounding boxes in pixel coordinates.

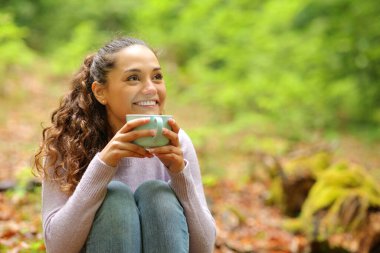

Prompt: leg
[135,180,189,253]
[83,181,141,253]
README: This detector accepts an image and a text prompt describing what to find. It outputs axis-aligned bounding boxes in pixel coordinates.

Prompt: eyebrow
[124,67,162,73]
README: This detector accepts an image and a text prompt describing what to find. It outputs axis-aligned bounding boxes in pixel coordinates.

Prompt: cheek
[109,93,133,113]
[123,94,135,109]
[159,85,167,100]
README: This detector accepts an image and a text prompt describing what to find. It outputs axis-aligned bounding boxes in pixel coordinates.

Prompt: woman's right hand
[99,118,154,167]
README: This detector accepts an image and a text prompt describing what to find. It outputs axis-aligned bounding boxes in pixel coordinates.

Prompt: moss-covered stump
[281,170,316,216]
[284,162,380,253]
[265,151,332,216]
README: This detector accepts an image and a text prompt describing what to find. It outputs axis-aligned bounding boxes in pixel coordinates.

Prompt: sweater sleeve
[168,130,216,253]
[42,154,117,253]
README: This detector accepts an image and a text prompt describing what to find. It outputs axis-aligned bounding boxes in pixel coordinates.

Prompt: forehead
[113,45,159,69]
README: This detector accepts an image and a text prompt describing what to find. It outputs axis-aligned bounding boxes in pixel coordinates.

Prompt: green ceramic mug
[126,114,173,148]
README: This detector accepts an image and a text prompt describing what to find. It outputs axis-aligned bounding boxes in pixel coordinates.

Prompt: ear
[91,81,107,105]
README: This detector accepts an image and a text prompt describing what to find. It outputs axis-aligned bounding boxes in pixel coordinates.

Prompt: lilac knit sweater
[41,129,216,253]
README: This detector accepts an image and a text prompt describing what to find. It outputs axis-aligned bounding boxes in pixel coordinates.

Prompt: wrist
[99,152,118,168]
[169,161,185,174]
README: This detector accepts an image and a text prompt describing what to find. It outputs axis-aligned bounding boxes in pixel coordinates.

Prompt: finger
[126,151,146,158]
[154,153,184,169]
[120,117,150,133]
[148,145,182,156]
[162,128,180,147]
[117,141,153,157]
[154,153,179,161]
[112,147,146,159]
[168,118,180,134]
[128,144,154,157]
[120,129,156,143]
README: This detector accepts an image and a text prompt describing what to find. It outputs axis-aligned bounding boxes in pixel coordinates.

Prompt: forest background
[1,0,380,252]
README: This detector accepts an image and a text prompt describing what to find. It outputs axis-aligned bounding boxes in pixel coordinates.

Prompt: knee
[135,180,172,201]
[95,181,138,224]
[135,180,182,211]
[102,181,134,207]
[108,180,132,193]
[87,182,141,252]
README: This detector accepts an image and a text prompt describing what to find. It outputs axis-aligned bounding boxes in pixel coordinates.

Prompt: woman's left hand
[147,118,185,173]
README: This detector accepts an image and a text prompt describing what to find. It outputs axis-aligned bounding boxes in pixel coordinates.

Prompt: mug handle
[153,116,163,140]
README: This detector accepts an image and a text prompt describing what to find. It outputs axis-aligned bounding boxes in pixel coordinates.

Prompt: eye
[153,73,163,80]
[127,75,139,81]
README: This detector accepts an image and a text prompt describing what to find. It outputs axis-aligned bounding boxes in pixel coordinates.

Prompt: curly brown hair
[34,37,148,194]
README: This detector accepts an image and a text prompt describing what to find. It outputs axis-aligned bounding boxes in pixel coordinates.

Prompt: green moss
[268,151,333,210]
[267,176,284,206]
[283,151,332,177]
[290,161,380,240]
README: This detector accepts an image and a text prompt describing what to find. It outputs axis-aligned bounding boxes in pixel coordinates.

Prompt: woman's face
[100,45,166,132]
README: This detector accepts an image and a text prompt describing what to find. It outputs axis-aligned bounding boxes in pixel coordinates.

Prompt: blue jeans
[82,180,189,253]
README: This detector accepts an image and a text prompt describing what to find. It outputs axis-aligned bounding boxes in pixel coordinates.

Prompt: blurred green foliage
[0,11,35,95]
[1,0,380,136]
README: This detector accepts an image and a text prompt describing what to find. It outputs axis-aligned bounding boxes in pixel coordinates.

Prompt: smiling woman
[91,44,167,132]
[33,37,216,253]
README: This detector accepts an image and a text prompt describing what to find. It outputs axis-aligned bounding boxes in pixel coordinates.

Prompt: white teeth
[136,100,156,106]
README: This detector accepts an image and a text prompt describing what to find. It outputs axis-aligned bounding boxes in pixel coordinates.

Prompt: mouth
[133,100,159,107]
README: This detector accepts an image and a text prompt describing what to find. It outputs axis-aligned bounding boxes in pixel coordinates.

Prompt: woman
[34,37,216,253]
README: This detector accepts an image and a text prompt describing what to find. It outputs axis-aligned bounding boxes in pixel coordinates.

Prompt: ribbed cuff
[168,159,196,202]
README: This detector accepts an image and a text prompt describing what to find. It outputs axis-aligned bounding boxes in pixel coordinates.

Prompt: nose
[142,79,157,95]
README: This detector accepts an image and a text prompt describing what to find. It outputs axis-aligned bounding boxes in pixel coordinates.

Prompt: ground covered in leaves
[0,179,309,253]
[208,181,308,253]
[1,144,380,252]
[0,189,44,253]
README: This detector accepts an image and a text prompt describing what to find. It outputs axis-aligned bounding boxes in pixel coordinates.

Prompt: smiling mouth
[133,100,159,106]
